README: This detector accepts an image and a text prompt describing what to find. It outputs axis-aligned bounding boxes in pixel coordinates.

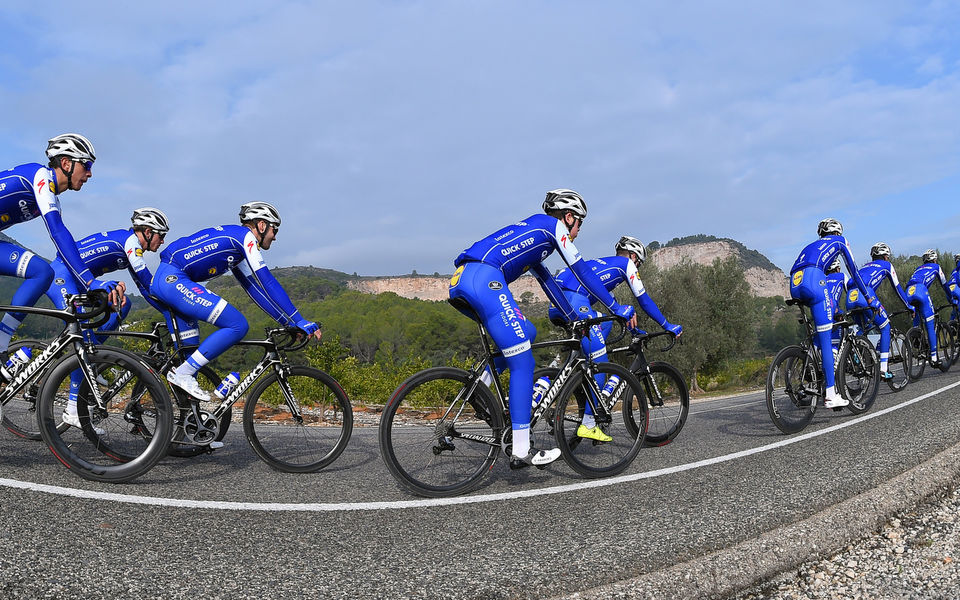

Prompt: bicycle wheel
[936,322,954,372]
[37,347,173,483]
[379,366,502,497]
[838,336,880,414]
[1,340,71,440]
[950,321,960,366]
[243,366,352,473]
[885,330,911,392]
[554,361,645,478]
[766,345,820,434]
[906,327,926,380]
[167,365,232,458]
[629,361,689,446]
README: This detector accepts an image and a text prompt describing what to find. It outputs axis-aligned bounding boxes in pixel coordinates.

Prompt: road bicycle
[0,291,174,483]
[379,302,647,498]
[905,304,956,380]
[105,321,353,473]
[766,299,879,434]
[873,308,915,392]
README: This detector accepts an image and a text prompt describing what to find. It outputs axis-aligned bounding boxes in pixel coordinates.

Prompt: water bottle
[531,376,551,408]
[2,346,31,380]
[601,375,621,398]
[214,371,241,399]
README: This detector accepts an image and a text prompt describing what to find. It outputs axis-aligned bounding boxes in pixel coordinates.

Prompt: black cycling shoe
[509,448,562,470]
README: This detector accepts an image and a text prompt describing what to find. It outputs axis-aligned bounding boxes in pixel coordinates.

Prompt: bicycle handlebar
[266,327,313,352]
[67,290,114,330]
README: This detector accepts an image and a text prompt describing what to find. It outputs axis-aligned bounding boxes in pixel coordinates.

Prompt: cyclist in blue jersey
[448,189,637,469]
[45,208,170,430]
[905,249,956,367]
[547,235,681,442]
[844,243,914,379]
[789,219,879,408]
[824,258,847,356]
[0,133,124,371]
[948,254,960,313]
[151,202,321,404]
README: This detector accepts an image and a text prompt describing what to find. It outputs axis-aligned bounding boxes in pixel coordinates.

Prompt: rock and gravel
[730,486,960,600]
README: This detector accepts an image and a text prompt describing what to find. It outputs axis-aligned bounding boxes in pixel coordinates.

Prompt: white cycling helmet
[615,235,647,266]
[45,133,96,162]
[826,258,842,273]
[817,218,843,237]
[239,201,281,226]
[954,253,960,262]
[131,207,170,233]
[542,189,587,220]
[922,249,938,263]
[870,242,891,259]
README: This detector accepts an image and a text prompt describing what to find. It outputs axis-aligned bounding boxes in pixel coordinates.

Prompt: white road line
[691,399,763,415]
[3,380,958,512]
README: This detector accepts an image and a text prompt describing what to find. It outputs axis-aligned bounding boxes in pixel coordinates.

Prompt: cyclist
[45,208,170,430]
[905,249,956,367]
[448,189,637,469]
[548,235,681,442]
[789,219,879,408]
[151,202,321,404]
[948,254,960,314]
[0,133,124,371]
[844,243,914,379]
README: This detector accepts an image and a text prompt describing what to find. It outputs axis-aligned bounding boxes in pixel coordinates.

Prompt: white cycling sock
[512,427,530,458]
[174,351,209,378]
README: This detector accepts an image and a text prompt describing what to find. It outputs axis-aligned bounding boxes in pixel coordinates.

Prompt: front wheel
[631,361,689,446]
[243,366,352,473]
[379,367,502,497]
[906,327,926,381]
[37,347,173,483]
[936,322,954,372]
[554,361,646,478]
[885,330,911,392]
[1,340,70,440]
[838,336,880,414]
[766,345,820,434]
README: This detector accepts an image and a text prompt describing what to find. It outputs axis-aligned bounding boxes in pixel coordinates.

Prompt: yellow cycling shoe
[577,424,612,442]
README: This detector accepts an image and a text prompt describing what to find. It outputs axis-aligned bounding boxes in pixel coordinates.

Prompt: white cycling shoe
[824,395,849,409]
[166,371,211,401]
[208,441,224,450]
[62,410,106,436]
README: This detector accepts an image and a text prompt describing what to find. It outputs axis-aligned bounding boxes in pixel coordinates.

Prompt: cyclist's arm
[529,263,577,321]
[839,242,873,301]
[123,233,157,300]
[232,262,295,326]
[887,265,912,309]
[34,171,95,286]
[936,266,954,301]
[624,261,672,329]
[550,221,623,314]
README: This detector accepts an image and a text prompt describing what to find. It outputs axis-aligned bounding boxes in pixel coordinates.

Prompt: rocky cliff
[347,239,789,301]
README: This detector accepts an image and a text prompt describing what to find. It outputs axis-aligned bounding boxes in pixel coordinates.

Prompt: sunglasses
[73,159,94,172]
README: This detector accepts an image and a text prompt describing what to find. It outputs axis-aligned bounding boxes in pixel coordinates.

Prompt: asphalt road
[2,368,960,599]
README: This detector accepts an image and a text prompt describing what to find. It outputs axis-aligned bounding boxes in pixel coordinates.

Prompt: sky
[1,1,959,285]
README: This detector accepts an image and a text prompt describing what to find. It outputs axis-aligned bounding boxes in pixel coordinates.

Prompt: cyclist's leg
[450,263,551,463]
[152,264,249,381]
[872,303,892,374]
[791,267,838,397]
[908,284,937,362]
[566,292,612,435]
[0,243,54,354]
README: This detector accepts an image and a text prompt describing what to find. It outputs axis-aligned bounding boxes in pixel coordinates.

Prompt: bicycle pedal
[831,407,844,412]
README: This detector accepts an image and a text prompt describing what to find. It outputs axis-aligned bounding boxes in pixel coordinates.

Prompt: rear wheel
[906,327,926,380]
[838,336,880,414]
[885,330,911,392]
[936,322,954,372]
[630,361,689,446]
[766,345,820,434]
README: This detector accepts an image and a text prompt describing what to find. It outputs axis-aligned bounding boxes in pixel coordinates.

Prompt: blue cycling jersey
[454,213,620,318]
[63,228,157,301]
[907,262,949,292]
[158,224,303,327]
[0,162,95,285]
[857,259,911,308]
[790,234,873,297]
[825,272,848,310]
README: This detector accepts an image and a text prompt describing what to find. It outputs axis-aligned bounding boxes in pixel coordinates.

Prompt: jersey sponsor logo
[792,271,803,286]
[500,236,535,257]
[247,240,256,253]
[116,258,125,267]
[183,242,219,260]
[0,214,8,223]
[493,229,515,241]
[541,250,548,260]
[450,265,464,287]
[18,199,33,220]
[80,245,111,259]
[560,234,569,248]
[579,306,590,313]
[135,248,143,257]
[165,275,178,283]
[600,273,611,281]
[951,284,957,292]
[226,255,236,264]
[849,289,859,302]
[488,281,503,290]
[908,285,916,295]
[54,278,65,285]
[36,179,46,193]
[9,252,18,263]
[209,267,217,275]
[0,183,5,191]
[499,293,526,340]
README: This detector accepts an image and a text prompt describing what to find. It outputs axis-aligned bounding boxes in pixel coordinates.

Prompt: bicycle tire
[37,346,173,483]
[906,327,926,381]
[1,340,71,440]
[950,321,960,366]
[243,366,352,473]
[936,322,954,372]
[630,361,689,447]
[885,330,911,392]
[379,366,502,498]
[838,336,880,414]
[766,345,820,434]
[167,365,232,458]
[554,361,646,478]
